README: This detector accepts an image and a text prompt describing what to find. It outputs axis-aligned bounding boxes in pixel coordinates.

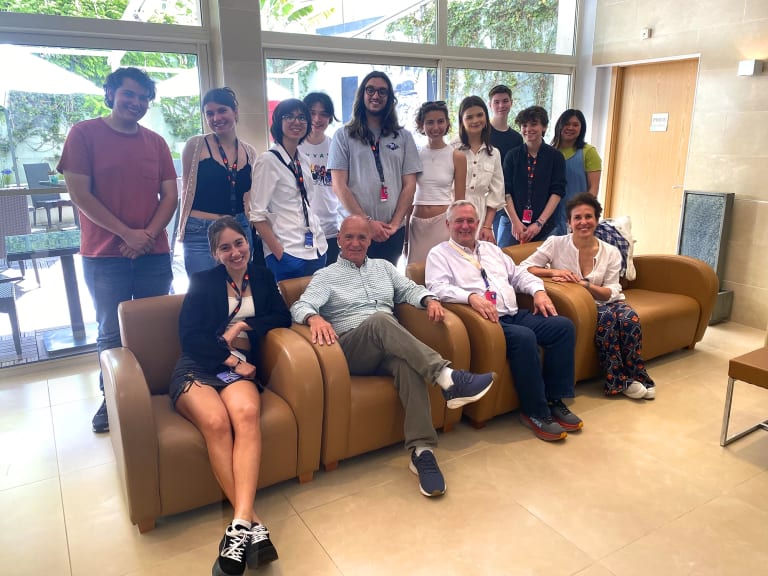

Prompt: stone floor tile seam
[294,508,347,575]
[289,475,400,515]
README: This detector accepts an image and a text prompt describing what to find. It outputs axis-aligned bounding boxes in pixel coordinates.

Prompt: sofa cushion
[624,289,700,360]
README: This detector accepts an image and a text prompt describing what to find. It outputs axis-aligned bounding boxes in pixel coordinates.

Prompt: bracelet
[535,220,544,228]
[482,226,493,231]
[366,215,373,221]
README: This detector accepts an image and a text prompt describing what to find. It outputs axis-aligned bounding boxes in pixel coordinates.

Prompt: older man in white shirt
[426,200,581,441]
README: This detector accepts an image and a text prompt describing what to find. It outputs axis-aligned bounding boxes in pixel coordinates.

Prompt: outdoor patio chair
[23,163,74,228]
[0,276,22,356]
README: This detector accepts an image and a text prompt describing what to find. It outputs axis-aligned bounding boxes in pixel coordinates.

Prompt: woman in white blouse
[521,193,655,400]
[249,99,328,281]
[453,96,504,243]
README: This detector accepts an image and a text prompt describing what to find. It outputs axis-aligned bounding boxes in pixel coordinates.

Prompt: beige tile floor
[1,322,767,576]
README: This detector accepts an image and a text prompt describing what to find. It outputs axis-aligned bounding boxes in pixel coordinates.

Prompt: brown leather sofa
[278,276,469,471]
[407,242,718,426]
[100,294,324,534]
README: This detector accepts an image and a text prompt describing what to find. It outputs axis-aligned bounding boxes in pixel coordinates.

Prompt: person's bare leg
[220,380,263,523]
[175,383,237,506]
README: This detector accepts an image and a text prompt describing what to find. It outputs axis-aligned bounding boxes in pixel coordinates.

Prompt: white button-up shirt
[426,239,544,317]
[454,143,505,222]
[249,144,328,259]
[520,234,624,303]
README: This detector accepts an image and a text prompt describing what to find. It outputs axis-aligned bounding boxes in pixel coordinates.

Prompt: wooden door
[603,59,698,255]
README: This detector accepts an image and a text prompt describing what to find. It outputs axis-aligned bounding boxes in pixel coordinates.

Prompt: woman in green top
[550,109,602,235]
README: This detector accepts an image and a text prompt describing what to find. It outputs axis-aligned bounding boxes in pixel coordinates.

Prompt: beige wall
[593,0,768,329]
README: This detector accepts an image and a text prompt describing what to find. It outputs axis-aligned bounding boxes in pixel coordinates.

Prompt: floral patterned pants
[595,301,655,395]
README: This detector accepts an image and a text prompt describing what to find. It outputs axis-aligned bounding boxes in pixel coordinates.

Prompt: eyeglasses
[364,86,389,98]
[281,114,308,124]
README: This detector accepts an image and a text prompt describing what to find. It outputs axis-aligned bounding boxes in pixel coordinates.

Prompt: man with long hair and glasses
[328,71,422,265]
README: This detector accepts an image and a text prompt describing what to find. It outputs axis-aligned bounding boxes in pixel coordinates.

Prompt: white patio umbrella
[0,45,102,186]
[0,45,102,96]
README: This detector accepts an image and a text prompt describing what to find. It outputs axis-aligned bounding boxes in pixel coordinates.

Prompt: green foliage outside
[388,0,561,118]
[0,0,194,24]
[0,0,331,165]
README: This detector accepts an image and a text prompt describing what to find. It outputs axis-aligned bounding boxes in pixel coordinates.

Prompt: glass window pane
[445,68,571,139]
[444,0,576,55]
[260,1,436,43]
[1,44,201,366]
[0,0,202,26]
[266,58,438,138]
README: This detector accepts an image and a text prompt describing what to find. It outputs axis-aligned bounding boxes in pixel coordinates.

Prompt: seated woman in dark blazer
[169,216,290,576]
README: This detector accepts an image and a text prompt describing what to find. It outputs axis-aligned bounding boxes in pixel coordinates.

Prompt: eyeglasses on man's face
[364,86,389,98]
[281,114,308,124]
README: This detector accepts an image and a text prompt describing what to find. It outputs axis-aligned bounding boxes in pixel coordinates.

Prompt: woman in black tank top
[180,87,263,276]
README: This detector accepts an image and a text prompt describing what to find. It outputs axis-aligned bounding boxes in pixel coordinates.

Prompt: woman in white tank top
[406,101,467,264]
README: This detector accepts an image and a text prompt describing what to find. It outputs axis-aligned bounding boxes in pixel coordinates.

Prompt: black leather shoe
[92,399,109,433]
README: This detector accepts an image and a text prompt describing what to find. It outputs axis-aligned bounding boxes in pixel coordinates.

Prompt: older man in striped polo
[290,215,493,498]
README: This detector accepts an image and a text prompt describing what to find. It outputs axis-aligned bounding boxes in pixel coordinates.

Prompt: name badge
[522,209,533,224]
[304,230,314,249]
[379,185,389,202]
[484,290,497,304]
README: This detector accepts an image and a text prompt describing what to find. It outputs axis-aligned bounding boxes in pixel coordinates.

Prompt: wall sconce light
[737,59,763,76]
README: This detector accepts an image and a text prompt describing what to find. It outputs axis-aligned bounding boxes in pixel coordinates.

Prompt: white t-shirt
[299,136,342,238]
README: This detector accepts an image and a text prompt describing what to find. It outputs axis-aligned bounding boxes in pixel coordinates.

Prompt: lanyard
[447,241,491,291]
[525,148,537,211]
[269,148,312,229]
[369,137,386,185]
[214,134,240,215]
[225,272,250,324]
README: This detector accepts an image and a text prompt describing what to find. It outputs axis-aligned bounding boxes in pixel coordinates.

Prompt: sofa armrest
[628,255,718,344]
[395,304,471,370]
[260,327,323,479]
[540,280,601,381]
[101,348,160,529]
[289,323,352,466]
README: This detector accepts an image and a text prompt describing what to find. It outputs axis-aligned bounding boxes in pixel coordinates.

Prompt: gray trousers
[338,312,449,450]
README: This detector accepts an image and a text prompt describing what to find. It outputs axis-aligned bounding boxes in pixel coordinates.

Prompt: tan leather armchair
[502,246,719,381]
[101,294,323,534]
[278,276,469,471]
[410,244,718,426]
[406,263,524,427]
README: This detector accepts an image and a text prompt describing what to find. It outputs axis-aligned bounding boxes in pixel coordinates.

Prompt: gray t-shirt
[328,126,422,225]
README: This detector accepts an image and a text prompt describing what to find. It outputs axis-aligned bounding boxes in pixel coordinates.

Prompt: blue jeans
[492,209,504,239]
[498,215,554,246]
[183,213,254,276]
[265,251,326,282]
[497,213,514,247]
[499,310,575,418]
[82,254,173,391]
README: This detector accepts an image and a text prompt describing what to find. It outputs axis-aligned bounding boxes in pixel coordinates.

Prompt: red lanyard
[214,134,240,214]
[525,149,537,210]
[225,272,249,324]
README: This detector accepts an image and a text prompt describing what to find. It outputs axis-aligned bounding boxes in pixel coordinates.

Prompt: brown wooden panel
[606,59,698,255]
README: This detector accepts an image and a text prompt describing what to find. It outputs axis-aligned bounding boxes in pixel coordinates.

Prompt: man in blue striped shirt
[290,215,494,497]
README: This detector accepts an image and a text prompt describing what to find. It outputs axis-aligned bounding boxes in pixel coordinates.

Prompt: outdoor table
[4,230,96,355]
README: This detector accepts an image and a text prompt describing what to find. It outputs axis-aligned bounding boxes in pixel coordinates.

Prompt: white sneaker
[623,381,647,399]
[643,386,656,400]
